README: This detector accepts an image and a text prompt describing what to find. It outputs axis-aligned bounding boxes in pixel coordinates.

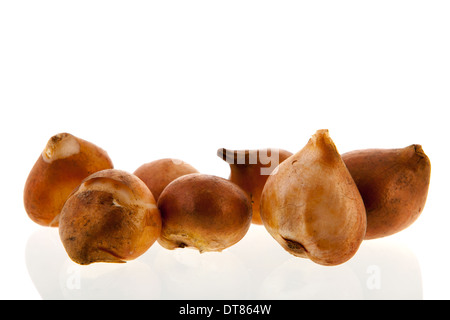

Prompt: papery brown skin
[260,129,367,266]
[134,158,199,202]
[342,145,431,240]
[217,148,292,225]
[59,169,162,265]
[24,133,114,227]
[157,173,252,253]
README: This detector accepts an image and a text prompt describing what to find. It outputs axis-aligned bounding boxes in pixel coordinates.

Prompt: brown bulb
[260,129,367,266]
[217,148,292,225]
[134,158,199,202]
[157,173,252,253]
[24,133,114,227]
[59,169,162,265]
[342,144,431,240]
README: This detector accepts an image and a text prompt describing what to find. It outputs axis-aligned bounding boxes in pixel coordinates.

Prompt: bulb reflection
[25,225,422,300]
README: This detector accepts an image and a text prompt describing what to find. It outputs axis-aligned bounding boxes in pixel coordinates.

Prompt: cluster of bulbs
[24,129,431,266]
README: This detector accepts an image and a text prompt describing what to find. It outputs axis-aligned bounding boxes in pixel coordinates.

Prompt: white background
[1,1,449,299]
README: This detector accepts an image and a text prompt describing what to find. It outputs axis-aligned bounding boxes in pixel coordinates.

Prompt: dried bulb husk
[260,129,367,266]
[59,169,162,265]
[342,144,431,239]
[134,158,199,202]
[157,173,252,253]
[217,148,293,225]
[24,133,114,227]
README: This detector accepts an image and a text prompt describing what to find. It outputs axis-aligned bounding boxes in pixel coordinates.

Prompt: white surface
[1,1,449,300]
